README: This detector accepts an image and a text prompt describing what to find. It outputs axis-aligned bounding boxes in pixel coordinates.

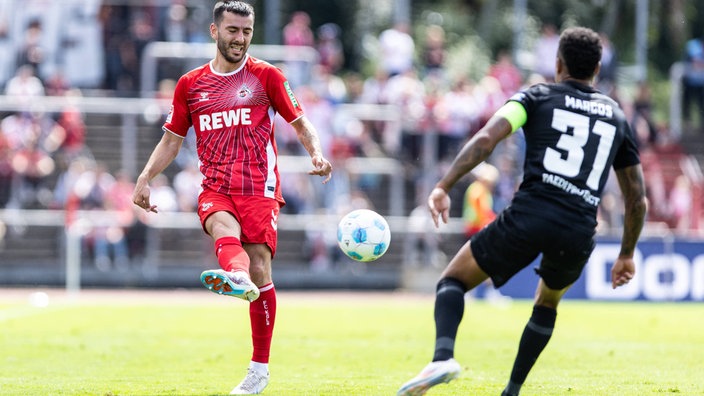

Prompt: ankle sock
[249,361,269,375]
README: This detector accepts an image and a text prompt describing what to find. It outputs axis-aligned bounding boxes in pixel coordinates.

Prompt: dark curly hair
[213,1,255,25]
[558,27,602,80]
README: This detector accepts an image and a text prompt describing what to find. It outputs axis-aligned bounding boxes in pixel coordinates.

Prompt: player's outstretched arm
[291,116,332,183]
[435,114,513,191]
[434,114,512,193]
[132,132,184,213]
[612,164,647,288]
[428,113,512,227]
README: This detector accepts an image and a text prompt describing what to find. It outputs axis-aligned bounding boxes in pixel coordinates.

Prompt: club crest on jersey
[238,85,252,99]
[199,92,209,102]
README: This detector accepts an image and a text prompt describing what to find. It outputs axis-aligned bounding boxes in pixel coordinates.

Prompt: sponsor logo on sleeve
[166,105,174,123]
[283,81,299,108]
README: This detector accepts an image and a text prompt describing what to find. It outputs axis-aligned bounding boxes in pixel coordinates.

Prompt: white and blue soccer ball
[337,209,391,262]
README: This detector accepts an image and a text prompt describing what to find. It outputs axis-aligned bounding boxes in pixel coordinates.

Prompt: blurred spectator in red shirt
[9,133,55,208]
[283,11,315,87]
[488,50,523,97]
[316,23,344,74]
[0,133,12,207]
[56,103,87,160]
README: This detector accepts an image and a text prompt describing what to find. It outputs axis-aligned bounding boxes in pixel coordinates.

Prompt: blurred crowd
[0,2,701,269]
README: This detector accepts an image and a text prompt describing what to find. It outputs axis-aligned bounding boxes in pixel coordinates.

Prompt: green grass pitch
[0,289,702,395]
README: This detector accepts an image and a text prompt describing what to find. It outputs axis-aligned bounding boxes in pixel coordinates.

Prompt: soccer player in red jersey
[131,1,332,394]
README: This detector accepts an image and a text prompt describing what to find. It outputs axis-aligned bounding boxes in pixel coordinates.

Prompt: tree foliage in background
[259,0,700,80]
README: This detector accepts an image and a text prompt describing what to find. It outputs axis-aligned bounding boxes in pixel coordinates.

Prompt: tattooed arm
[428,114,512,227]
[610,164,648,288]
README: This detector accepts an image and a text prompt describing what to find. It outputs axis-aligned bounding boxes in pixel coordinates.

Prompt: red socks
[250,283,276,363]
[214,236,250,274]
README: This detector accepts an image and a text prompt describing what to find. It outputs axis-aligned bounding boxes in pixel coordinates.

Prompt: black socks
[503,304,557,395]
[432,277,467,362]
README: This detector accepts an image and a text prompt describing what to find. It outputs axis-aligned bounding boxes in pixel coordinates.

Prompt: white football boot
[397,358,461,396]
[230,368,270,394]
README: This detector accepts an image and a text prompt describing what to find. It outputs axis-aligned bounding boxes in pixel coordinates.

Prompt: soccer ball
[337,209,391,262]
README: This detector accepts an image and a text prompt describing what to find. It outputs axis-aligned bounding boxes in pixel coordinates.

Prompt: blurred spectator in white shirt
[533,23,560,82]
[172,162,202,212]
[5,64,45,99]
[379,22,415,77]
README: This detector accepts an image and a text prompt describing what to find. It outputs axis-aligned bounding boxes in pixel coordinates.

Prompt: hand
[308,155,332,183]
[427,187,451,228]
[611,255,635,289]
[132,180,158,213]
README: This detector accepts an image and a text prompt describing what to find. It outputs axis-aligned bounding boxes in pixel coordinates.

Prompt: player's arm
[610,163,647,288]
[132,131,184,213]
[436,101,524,192]
[290,115,333,183]
[429,101,524,226]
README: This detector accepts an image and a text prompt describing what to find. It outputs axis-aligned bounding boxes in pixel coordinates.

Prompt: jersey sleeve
[612,119,641,169]
[266,66,305,123]
[163,74,193,137]
[507,84,546,115]
[494,100,528,133]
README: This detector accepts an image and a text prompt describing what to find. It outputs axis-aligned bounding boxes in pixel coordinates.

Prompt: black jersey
[507,81,640,233]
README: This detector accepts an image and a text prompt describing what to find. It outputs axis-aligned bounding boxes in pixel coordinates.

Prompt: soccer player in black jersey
[397,27,648,396]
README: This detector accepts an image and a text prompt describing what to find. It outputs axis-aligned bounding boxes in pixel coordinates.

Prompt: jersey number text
[544,108,616,190]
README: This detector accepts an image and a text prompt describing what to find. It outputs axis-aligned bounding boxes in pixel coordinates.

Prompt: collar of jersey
[209,54,249,76]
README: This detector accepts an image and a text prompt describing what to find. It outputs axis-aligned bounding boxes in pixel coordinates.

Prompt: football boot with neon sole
[200,269,260,302]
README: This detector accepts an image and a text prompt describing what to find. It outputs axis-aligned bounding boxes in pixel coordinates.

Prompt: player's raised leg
[199,216,258,301]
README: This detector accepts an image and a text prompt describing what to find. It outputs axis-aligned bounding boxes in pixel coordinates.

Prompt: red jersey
[163,54,305,204]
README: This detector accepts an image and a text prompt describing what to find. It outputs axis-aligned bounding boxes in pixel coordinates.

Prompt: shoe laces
[237,368,268,391]
[227,271,250,285]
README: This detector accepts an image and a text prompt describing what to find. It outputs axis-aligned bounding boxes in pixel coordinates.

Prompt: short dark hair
[558,27,602,80]
[213,1,255,25]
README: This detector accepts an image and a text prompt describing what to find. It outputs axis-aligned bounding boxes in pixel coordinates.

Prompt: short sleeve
[163,75,193,137]
[266,67,305,123]
[612,121,641,169]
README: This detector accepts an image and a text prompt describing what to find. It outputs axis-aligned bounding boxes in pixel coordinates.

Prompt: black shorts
[470,206,596,289]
